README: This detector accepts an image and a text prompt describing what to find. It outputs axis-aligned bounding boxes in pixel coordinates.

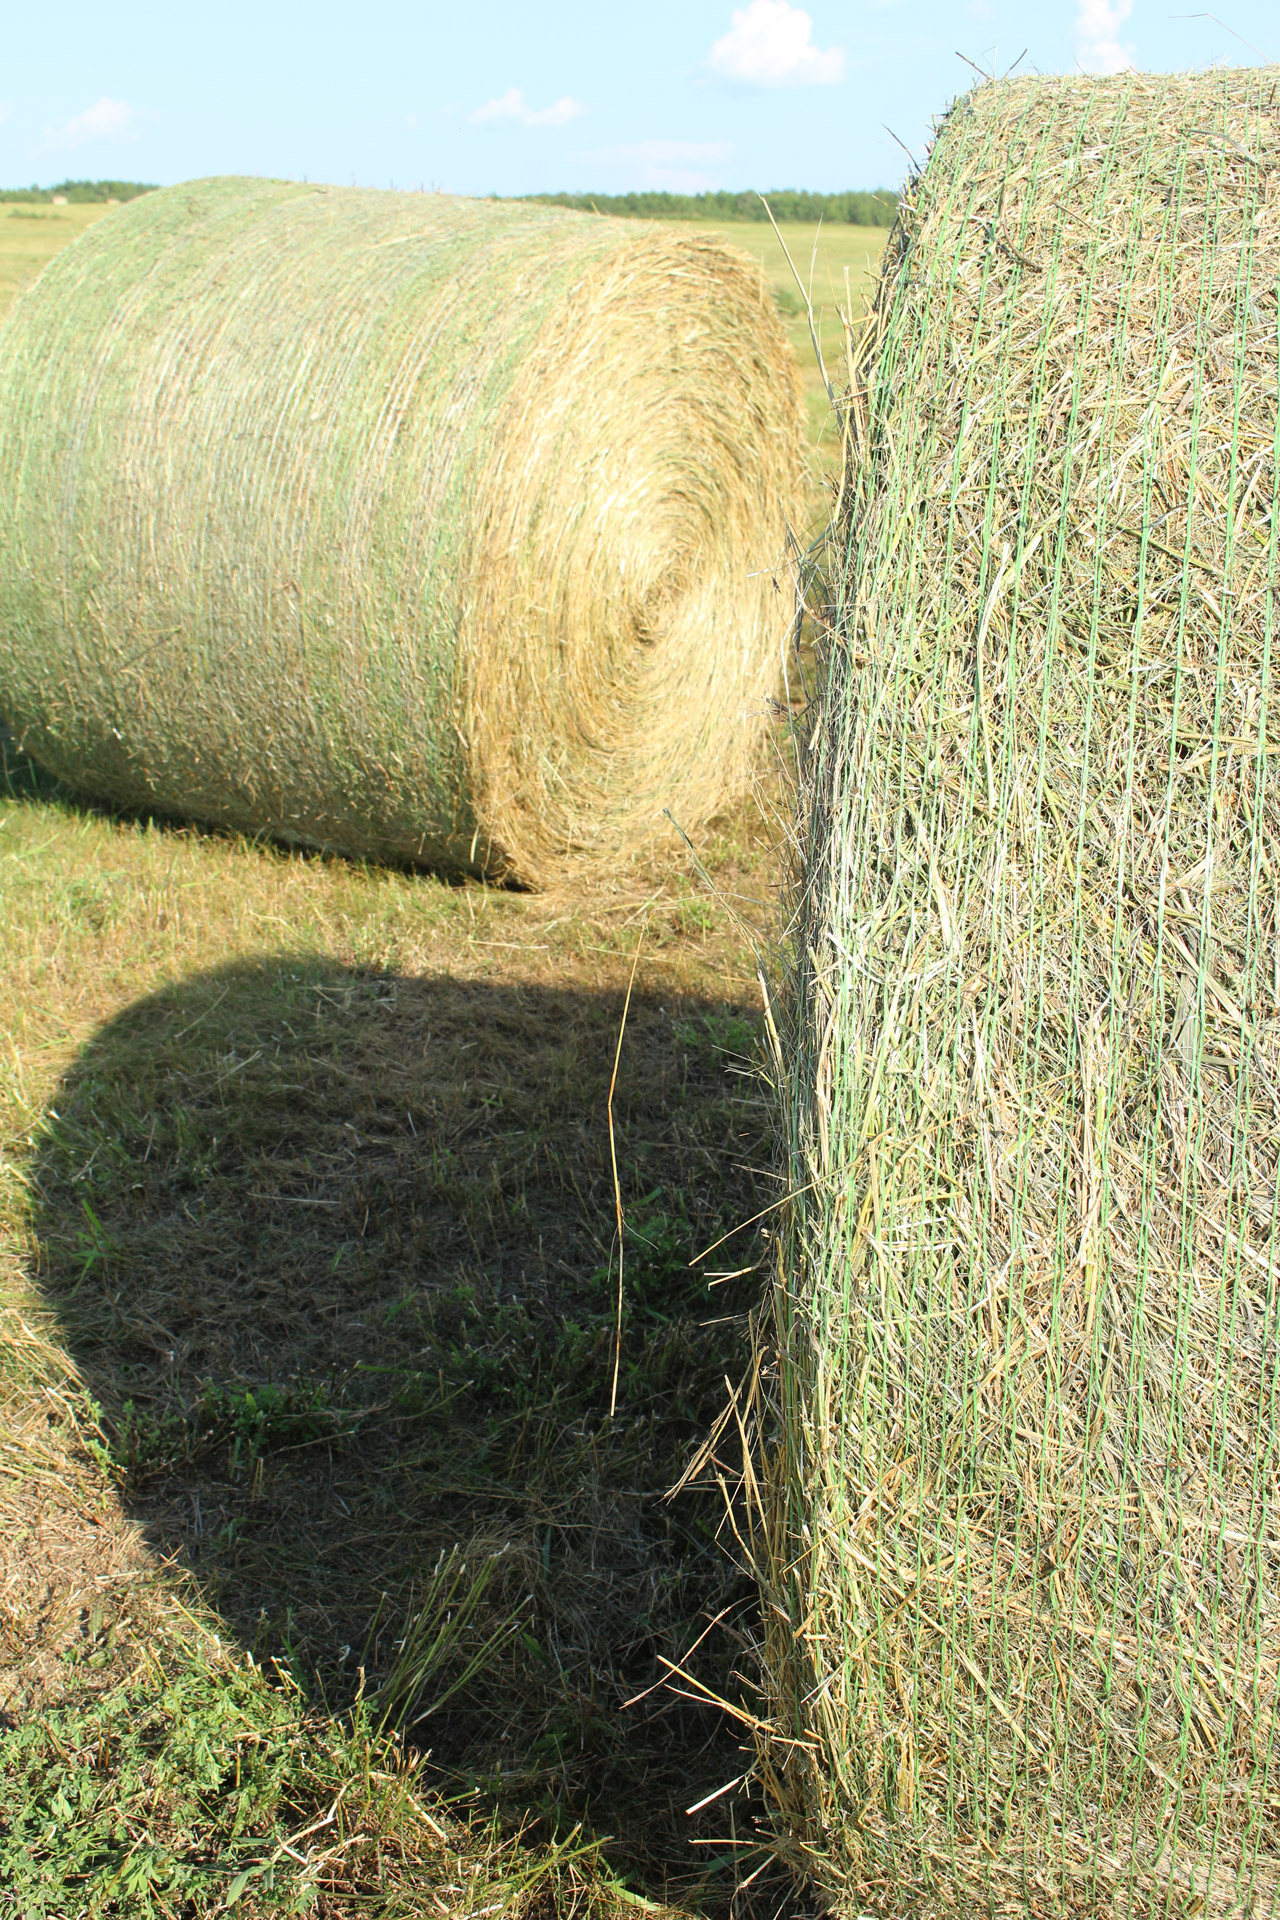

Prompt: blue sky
[2,2,1276,196]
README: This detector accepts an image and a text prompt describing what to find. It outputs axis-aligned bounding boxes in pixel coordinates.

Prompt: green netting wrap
[0,177,804,883]
[760,68,1280,1916]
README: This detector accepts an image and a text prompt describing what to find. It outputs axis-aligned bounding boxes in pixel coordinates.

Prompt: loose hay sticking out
[0,177,804,883]
[761,67,1280,1917]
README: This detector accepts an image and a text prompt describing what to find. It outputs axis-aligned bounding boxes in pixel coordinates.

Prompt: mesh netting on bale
[0,177,804,883]
[759,67,1280,1917]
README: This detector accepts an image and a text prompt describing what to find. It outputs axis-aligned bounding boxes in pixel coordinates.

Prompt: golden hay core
[0,177,805,883]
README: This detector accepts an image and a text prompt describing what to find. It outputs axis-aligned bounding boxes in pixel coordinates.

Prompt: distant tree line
[0,180,155,204]
[519,188,899,226]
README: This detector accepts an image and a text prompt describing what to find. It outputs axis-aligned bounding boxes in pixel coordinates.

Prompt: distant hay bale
[0,177,804,882]
[760,67,1280,1916]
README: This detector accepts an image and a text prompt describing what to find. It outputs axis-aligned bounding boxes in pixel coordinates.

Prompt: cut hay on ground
[760,66,1280,1917]
[0,178,804,884]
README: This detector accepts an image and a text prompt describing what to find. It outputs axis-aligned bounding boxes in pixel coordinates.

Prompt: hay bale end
[0,178,806,883]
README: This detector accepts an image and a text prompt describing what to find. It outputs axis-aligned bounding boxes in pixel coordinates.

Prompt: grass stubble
[0,729,818,1918]
[0,184,863,1917]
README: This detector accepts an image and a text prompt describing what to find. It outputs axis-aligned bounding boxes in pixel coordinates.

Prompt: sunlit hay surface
[760,66,1280,1919]
[0,177,805,886]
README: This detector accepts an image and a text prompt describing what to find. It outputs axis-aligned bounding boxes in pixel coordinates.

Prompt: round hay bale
[761,67,1280,1916]
[0,177,804,883]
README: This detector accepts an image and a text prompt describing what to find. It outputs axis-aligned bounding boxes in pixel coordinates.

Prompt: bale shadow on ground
[29,953,779,1905]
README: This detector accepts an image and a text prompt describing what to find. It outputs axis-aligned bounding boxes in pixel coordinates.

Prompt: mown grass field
[0,734,819,1918]
[0,744,807,1916]
[0,190,847,1915]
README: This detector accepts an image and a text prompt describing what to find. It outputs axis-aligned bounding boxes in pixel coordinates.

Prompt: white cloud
[578,140,734,193]
[1075,0,1135,72]
[46,96,137,150]
[709,1,844,86]
[469,87,584,128]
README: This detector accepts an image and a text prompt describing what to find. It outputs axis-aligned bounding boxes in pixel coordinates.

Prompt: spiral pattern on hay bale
[761,67,1280,1917]
[0,177,805,882]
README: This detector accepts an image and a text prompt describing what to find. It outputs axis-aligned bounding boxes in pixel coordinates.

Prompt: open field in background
[0,741,812,1916]
[0,200,114,309]
[0,200,888,470]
